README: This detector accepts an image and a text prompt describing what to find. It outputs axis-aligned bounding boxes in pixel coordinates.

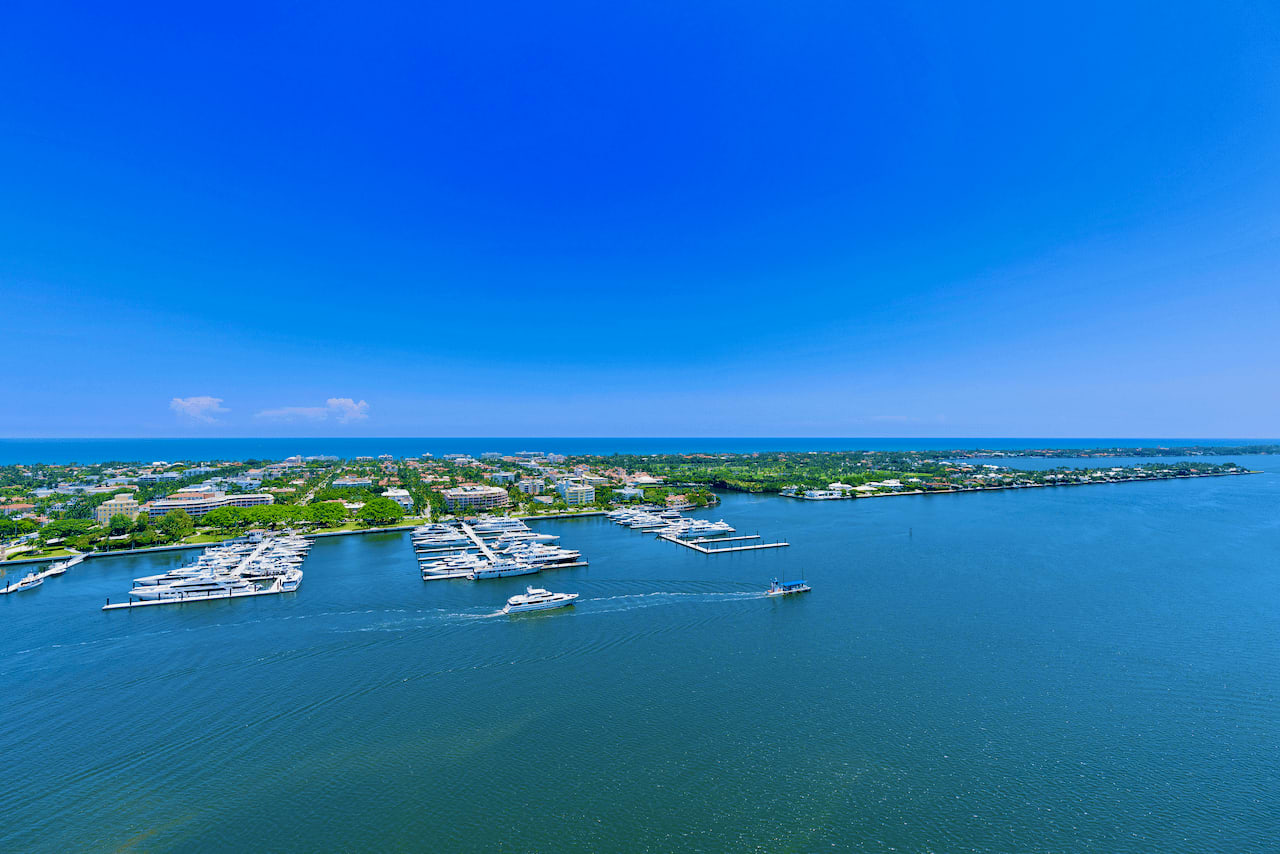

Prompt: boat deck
[102,580,285,610]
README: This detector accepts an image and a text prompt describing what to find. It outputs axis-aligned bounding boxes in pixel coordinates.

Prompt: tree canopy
[356,497,405,526]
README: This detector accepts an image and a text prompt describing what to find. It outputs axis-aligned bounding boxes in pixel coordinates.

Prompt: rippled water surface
[3,462,1278,851]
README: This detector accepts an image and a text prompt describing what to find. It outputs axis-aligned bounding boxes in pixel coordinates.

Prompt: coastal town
[0,447,1255,563]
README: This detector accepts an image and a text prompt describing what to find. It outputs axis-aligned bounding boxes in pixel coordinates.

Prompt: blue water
[2,460,1278,851]
[0,437,1274,465]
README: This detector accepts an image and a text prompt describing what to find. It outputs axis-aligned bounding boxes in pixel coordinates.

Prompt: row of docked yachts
[413,518,585,581]
[606,507,735,540]
[125,535,309,602]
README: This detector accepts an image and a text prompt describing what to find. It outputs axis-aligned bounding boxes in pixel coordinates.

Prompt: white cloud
[255,398,370,424]
[326,398,369,423]
[170,396,229,423]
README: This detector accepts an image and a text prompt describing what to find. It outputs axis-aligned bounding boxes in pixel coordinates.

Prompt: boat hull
[504,597,578,614]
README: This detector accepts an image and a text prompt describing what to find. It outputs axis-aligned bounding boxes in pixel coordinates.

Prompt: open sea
[3,456,1279,851]
[0,437,1275,465]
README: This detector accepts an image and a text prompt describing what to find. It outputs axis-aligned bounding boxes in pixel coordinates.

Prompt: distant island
[562,448,1255,497]
[0,446,1255,562]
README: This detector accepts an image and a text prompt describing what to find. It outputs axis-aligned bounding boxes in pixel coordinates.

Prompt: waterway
[2,458,1278,851]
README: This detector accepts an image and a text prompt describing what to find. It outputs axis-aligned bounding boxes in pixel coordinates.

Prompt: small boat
[503,586,579,614]
[1,570,44,594]
[766,577,811,597]
[279,568,303,592]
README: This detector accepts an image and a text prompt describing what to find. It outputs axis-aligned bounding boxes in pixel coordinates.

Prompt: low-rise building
[95,494,143,525]
[517,478,544,495]
[382,488,414,510]
[557,482,595,505]
[333,476,373,488]
[487,471,515,485]
[441,484,510,511]
[147,491,274,519]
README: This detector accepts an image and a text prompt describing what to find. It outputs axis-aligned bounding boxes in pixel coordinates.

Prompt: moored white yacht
[1,570,44,594]
[468,559,539,580]
[129,574,260,601]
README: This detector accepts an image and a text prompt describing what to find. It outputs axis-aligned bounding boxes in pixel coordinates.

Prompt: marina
[607,506,790,555]
[659,534,791,554]
[101,533,311,611]
[414,516,587,582]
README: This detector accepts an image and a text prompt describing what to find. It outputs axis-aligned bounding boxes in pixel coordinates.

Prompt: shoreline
[779,468,1258,501]
[1,471,1257,566]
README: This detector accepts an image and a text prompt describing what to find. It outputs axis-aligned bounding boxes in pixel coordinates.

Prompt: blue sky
[4,1,1279,438]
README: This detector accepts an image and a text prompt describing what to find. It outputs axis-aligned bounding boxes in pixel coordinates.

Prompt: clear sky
[4,1,1279,438]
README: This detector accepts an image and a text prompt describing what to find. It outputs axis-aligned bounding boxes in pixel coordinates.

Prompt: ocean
[0,437,1275,465]
[2,456,1278,851]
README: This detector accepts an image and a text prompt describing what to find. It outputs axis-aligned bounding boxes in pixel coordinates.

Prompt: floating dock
[459,523,498,560]
[684,534,760,545]
[659,534,789,554]
[102,579,285,610]
[37,553,86,579]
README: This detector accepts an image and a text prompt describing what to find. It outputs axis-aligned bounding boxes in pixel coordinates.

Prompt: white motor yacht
[279,568,303,592]
[468,559,539,580]
[503,586,579,614]
[129,574,259,601]
[1,570,44,594]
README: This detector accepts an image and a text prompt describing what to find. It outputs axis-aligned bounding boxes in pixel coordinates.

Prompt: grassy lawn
[181,533,229,545]
[4,548,74,561]
[311,522,363,534]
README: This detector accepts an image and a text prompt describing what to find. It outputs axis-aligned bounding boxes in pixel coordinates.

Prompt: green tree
[203,507,246,529]
[131,513,152,533]
[0,518,38,538]
[357,496,405,526]
[38,519,95,544]
[107,513,133,536]
[306,502,348,528]
[158,509,194,540]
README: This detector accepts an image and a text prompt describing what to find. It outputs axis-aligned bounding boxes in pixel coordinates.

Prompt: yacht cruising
[766,578,811,597]
[502,586,579,614]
